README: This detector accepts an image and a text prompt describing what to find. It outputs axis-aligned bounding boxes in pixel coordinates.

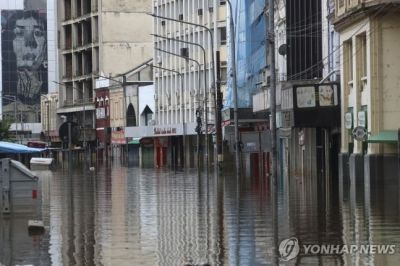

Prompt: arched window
[126,103,137,127]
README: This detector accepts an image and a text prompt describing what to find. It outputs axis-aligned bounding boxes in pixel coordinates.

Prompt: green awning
[368,131,399,143]
[128,138,141,145]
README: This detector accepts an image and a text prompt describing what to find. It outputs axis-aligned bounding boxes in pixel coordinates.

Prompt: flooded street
[1,162,400,265]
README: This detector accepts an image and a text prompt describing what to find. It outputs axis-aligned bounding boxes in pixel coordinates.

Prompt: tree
[0,119,12,141]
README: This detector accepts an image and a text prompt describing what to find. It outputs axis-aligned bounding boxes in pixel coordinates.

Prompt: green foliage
[0,119,12,141]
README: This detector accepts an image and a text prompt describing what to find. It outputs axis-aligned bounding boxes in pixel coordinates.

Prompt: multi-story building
[126,0,227,168]
[252,0,341,181]
[57,0,153,147]
[334,0,400,181]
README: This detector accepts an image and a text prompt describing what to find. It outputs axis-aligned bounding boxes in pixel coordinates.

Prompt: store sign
[154,127,178,135]
[345,112,353,129]
[112,130,126,144]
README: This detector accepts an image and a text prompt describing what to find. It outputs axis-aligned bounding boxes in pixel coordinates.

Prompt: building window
[357,33,367,91]
[343,39,353,90]
[126,104,137,127]
[219,27,227,45]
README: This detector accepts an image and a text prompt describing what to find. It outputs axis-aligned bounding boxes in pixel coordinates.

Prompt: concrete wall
[109,88,124,128]
[339,10,400,155]
[380,14,400,131]
[100,0,152,76]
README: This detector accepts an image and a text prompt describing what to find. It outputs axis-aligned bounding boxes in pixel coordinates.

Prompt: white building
[130,0,227,168]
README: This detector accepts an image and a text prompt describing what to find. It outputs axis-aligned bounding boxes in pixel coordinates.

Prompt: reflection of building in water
[340,166,400,265]
[47,170,96,265]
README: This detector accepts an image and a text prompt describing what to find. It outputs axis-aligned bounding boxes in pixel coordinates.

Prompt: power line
[286,4,390,81]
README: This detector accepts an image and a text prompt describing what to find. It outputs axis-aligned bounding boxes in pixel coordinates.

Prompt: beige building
[41,93,61,144]
[57,0,153,144]
[335,1,400,179]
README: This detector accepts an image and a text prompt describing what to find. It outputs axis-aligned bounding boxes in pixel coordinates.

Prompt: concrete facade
[40,93,61,144]
[334,0,400,179]
[151,0,227,168]
[57,0,153,146]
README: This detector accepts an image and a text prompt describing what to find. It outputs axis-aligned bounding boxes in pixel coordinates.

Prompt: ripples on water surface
[1,162,400,265]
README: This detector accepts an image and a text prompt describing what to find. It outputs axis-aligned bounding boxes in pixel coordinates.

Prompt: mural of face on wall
[1,9,48,122]
[13,15,46,70]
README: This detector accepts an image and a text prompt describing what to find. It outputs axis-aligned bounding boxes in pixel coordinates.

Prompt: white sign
[345,112,353,129]
[297,86,316,108]
[95,77,110,89]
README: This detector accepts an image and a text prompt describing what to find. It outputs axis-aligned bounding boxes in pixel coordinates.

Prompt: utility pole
[267,0,279,264]
[47,101,50,147]
[268,0,277,185]
[216,51,223,170]
[123,75,128,162]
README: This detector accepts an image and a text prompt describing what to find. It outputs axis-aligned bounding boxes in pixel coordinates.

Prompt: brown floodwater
[1,162,400,265]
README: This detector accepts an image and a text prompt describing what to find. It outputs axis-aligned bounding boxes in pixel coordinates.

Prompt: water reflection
[0,163,399,265]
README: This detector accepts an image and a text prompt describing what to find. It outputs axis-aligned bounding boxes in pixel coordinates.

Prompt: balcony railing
[63,99,94,107]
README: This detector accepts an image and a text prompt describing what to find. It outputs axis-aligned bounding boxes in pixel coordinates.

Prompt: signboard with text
[111,130,126,144]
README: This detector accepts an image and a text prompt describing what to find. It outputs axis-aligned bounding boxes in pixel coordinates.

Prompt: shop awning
[0,141,47,154]
[128,138,141,145]
[368,130,399,144]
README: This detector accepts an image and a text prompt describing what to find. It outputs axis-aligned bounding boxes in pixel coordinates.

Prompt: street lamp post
[155,47,203,168]
[152,33,210,170]
[149,13,221,171]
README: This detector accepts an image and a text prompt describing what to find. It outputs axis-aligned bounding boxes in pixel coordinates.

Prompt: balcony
[58,98,95,114]
[335,0,392,22]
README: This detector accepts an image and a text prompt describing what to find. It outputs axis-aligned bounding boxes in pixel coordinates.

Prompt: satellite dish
[278,44,288,56]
